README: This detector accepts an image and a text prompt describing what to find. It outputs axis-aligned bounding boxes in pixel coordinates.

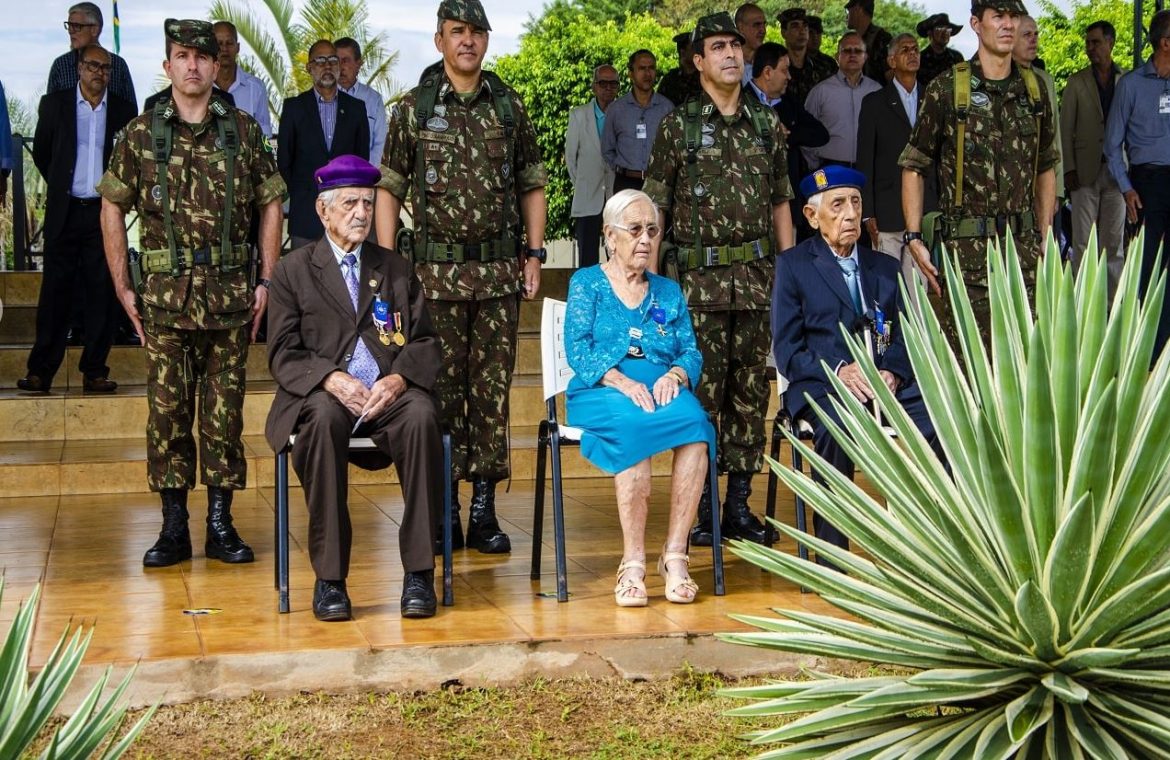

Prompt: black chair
[529,298,726,602]
[274,432,454,613]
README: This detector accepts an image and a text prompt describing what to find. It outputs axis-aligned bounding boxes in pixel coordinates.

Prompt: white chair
[530,298,725,602]
[275,433,454,613]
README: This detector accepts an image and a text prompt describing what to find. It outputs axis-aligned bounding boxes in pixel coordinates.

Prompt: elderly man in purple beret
[265,154,444,621]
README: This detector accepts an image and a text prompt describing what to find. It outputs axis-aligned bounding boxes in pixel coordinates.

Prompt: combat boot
[143,489,192,567]
[689,476,715,547]
[433,484,465,555]
[721,473,767,544]
[205,487,255,563]
[465,478,511,554]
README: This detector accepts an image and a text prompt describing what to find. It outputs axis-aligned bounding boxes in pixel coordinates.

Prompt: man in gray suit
[1061,20,1126,286]
[566,64,618,267]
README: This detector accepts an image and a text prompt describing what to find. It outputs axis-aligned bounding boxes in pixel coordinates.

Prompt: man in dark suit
[772,166,940,567]
[266,155,443,621]
[277,39,370,249]
[18,44,135,394]
[857,33,937,303]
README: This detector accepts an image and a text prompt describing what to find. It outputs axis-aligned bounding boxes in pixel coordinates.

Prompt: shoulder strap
[211,97,238,260]
[412,73,441,257]
[683,97,703,252]
[743,96,774,154]
[151,99,181,274]
[953,62,970,210]
[482,70,517,243]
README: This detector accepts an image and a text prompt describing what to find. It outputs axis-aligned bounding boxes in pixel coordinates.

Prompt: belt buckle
[751,240,764,259]
[465,244,481,261]
[191,246,212,266]
[704,246,719,267]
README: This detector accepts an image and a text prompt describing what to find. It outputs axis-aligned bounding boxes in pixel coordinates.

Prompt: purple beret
[314,154,382,192]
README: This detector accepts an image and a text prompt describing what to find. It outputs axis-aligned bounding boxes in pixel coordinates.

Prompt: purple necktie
[342,253,379,388]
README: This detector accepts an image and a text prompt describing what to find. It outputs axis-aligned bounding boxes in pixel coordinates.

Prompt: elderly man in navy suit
[772,166,940,567]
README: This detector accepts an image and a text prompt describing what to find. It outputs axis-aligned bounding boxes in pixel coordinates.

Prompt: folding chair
[530,298,725,602]
[764,367,814,562]
[274,432,454,613]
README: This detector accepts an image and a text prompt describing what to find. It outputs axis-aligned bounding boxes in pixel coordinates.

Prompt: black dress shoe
[401,570,437,619]
[313,579,352,621]
[16,375,50,394]
[83,376,118,393]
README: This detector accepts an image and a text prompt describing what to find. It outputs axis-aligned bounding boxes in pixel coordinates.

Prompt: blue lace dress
[564,266,715,474]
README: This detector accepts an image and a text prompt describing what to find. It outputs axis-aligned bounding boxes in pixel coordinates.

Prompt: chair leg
[764,421,783,547]
[531,421,549,581]
[276,450,290,614]
[442,432,454,607]
[792,444,809,565]
[549,432,569,602]
[709,457,725,596]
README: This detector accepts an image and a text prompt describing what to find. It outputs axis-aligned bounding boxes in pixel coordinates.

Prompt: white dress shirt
[72,84,107,199]
[341,80,388,164]
[226,68,273,136]
[893,78,917,126]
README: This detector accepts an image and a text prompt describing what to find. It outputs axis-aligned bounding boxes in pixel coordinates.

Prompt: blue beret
[315,155,382,192]
[799,166,866,199]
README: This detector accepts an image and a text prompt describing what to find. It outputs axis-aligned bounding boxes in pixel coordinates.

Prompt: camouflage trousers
[144,324,248,491]
[428,295,519,482]
[691,308,770,474]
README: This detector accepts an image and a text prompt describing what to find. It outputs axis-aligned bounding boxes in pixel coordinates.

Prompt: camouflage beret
[691,12,745,46]
[437,0,492,31]
[971,0,1028,15]
[777,8,807,27]
[164,18,218,57]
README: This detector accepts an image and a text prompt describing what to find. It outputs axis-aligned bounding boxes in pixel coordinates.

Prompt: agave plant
[0,579,156,758]
[720,230,1170,757]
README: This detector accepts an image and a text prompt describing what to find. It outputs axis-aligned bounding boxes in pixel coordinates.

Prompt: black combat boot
[721,472,767,544]
[143,488,192,567]
[205,487,255,563]
[433,485,465,555]
[465,478,511,554]
[689,476,715,547]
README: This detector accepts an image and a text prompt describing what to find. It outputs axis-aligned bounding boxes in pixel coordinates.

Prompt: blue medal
[373,298,392,346]
[649,300,667,336]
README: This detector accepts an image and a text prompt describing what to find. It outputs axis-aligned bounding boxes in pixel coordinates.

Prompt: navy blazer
[772,235,917,422]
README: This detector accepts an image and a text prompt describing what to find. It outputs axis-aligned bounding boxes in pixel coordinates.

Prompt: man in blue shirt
[602,50,674,193]
[1104,9,1170,354]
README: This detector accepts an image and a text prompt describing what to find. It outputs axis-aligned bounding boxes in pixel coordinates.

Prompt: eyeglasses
[595,80,620,87]
[64,21,98,32]
[309,55,340,67]
[611,222,661,239]
[81,60,112,74]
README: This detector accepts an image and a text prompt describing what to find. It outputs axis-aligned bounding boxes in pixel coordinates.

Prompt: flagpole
[113,0,121,54]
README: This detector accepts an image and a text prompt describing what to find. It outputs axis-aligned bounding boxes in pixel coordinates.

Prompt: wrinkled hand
[1125,189,1143,224]
[1064,170,1080,194]
[115,286,146,345]
[652,374,680,406]
[323,371,370,416]
[907,239,941,296]
[878,370,898,395]
[362,373,407,419]
[250,284,269,343]
[837,362,875,403]
[522,257,542,300]
[621,377,655,413]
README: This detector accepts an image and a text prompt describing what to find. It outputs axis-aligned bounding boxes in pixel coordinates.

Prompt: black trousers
[291,388,442,581]
[613,173,644,194]
[1130,164,1170,356]
[26,199,118,387]
[573,214,603,267]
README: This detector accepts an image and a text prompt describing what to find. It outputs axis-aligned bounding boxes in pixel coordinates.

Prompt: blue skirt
[566,357,716,475]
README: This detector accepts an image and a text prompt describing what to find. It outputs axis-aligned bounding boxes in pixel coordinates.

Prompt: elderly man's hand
[837,362,876,403]
[362,373,407,419]
[323,371,370,416]
[878,370,898,395]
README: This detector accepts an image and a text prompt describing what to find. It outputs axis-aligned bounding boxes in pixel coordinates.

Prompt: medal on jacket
[426,116,449,132]
[392,312,406,346]
[373,297,392,345]
[649,299,667,336]
[872,301,892,356]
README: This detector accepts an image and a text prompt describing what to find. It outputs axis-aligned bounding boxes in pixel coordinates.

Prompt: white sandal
[658,550,699,604]
[614,559,648,607]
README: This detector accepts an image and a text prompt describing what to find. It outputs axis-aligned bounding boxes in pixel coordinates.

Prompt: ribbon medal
[872,301,892,356]
[373,298,392,346]
[392,312,406,346]
[649,300,667,336]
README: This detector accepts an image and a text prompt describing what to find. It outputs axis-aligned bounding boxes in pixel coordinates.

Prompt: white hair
[602,189,659,229]
[317,186,374,209]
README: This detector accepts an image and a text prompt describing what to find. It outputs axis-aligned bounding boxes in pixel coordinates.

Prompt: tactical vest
[410,70,516,262]
[146,96,241,276]
[681,94,774,253]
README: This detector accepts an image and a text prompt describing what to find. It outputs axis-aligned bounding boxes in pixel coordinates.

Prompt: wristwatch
[902,231,923,245]
[256,278,271,289]
[525,247,548,263]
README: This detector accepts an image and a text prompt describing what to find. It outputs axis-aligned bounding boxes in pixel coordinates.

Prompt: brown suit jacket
[265,238,440,453]
[1060,65,1126,187]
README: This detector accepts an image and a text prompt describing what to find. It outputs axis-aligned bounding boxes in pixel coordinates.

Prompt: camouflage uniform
[787,50,837,107]
[98,95,284,491]
[644,89,793,475]
[379,69,547,482]
[657,68,701,107]
[898,56,1058,341]
[918,46,964,87]
[859,24,893,83]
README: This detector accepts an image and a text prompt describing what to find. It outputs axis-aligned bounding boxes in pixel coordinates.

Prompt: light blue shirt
[341,80,387,164]
[593,100,605,139]
[893,78,917,126]
[747,79,781,108]
[601,91,675,172]
[72,84,107,199]
[226,68,272,137]
[315,89,338,152]
[326,234,363,269]
[1105,59,1170,194]
[803,71,882,166]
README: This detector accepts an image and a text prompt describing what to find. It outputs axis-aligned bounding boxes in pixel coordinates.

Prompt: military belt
[675,239,771,272]
[424,239,514,264]
[138,244,251,275]
[941,211,1037,241]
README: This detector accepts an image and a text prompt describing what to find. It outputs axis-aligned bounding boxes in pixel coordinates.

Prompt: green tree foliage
[493,9,678,241]
[1037,0,1138,93]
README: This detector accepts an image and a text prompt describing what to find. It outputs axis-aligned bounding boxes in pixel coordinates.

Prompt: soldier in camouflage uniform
[98,19,286,567]
[899,0,1057,345]
[917,13,965,87]
[375,0,548,555]
[657,31,701,107]
[780,9,838,107]
[644,12,795,547]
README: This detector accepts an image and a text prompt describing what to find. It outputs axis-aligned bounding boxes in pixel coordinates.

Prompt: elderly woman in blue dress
[564,189,716,607]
